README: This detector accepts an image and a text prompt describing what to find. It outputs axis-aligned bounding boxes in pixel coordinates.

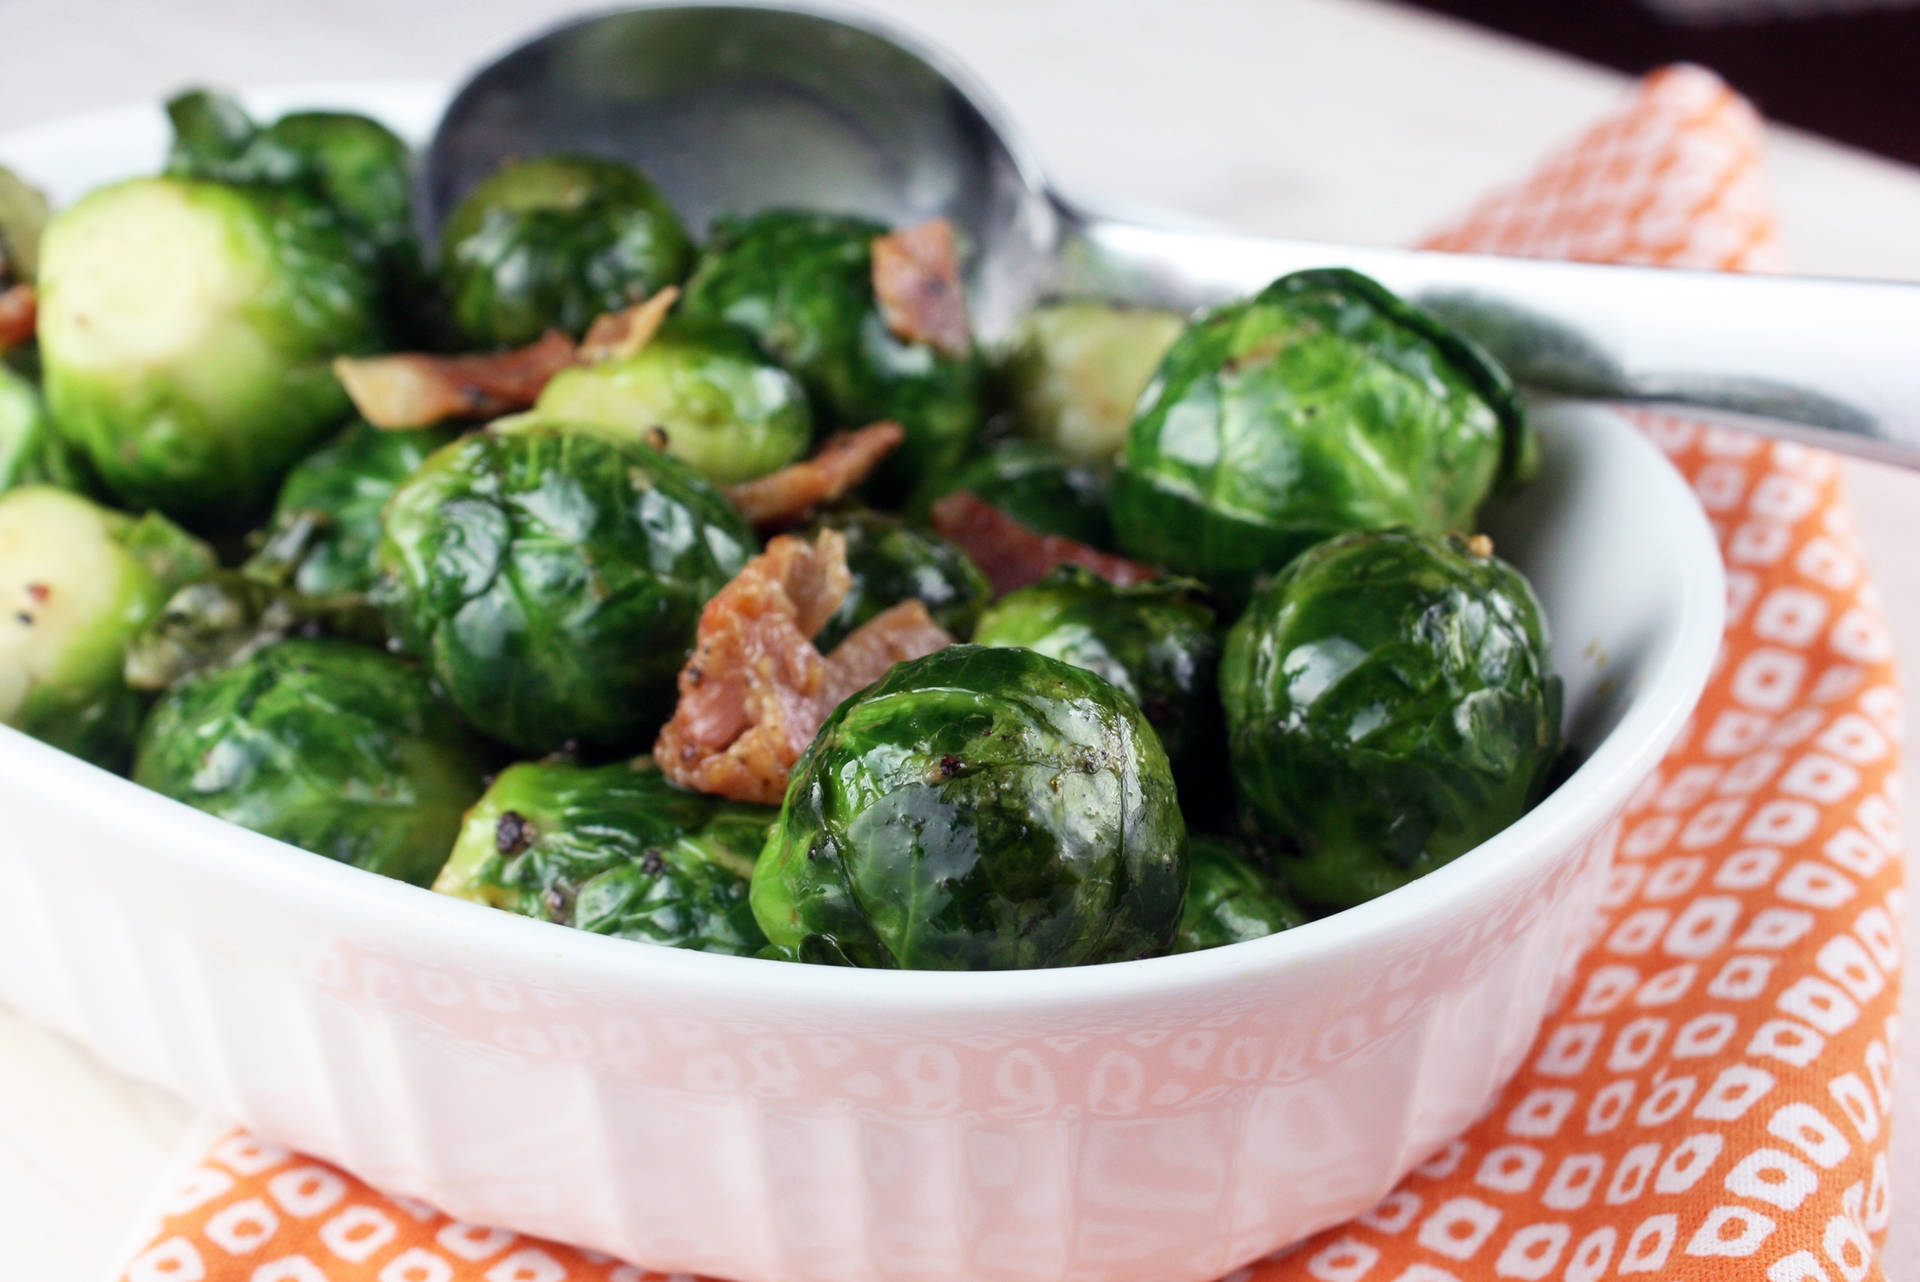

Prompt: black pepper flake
[639,849,666,876]
[495,810,533,856]
[13,611,31,626]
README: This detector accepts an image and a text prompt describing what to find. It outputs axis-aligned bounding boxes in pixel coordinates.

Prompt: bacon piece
[929,490,1160,597]
[656,531,953,803]
[578,285,679,364]
[656,531,852,804]
[723,421,904,529]
[0,284,34,352]
[821,599,951,708]
[871,218,971,358]
[334,330,578,429]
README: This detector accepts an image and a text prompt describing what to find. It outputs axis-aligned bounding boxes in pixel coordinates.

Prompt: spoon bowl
[425,2,1056,330]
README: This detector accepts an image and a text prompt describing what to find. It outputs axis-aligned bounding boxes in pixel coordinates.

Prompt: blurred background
[1405,0,1920,164]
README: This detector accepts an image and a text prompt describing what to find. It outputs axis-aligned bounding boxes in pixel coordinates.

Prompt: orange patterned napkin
[118,65,1902,1282]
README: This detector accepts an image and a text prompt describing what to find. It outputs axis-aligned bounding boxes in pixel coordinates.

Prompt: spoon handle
[1054,201,1920,468]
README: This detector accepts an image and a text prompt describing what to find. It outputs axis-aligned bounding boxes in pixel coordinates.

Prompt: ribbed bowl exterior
[0,785,1621,1282]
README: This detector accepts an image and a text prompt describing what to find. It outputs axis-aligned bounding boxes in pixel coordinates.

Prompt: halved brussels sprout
[1110,268,1530,602]
[811,509,990,650]
[36,176,386,529]
[0,487,214,768]
[378,418,756,754]
[165,89,420,315]
[1221,529,1561,911]
[1175,833,1305,952]
[133,637,489,884]
[439,154,693,348]
[0,365,91,494]
[997,301,1182,466]
[751,645,1186,969]
[254,418,459,599]
[532,322,813,484]
[972,566,1219,773]
[682,209,983,500]
[435,757,773,954]
[943,439,1114,547]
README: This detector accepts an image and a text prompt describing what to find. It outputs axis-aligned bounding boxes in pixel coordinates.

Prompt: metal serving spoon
[423,1,1920,466]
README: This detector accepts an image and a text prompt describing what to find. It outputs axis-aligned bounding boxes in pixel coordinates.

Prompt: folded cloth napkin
[117,65,1903,1282]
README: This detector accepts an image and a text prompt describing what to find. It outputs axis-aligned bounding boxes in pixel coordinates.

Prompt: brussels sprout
[254,418,459,599]
[1221,529,1561,911]
[0,365,92,494]
[379,419,755,754]
[682,209,983,499]
[998,301,1183,465]
[0,165,50,284]
[0,486,214,768]
[972,566,1219,773]
[122,569,389,693]
[1110,268,1529,602]
[1175,833,1305,952]
[133,638,488,884]
[811,509,990,650]
[439,154,693,349]
[165,90,418,287]
[532,322,812,484]
[36,176,386,528]
[944,439,1113,547]
[435,757,773,954]
[751,645,1186,969]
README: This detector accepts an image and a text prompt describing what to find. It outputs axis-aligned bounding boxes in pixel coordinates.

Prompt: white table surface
[3,0,1917,1277]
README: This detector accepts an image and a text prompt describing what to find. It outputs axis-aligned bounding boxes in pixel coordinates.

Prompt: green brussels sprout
[36,176,387,529]
[532,322,812,484]
[0,365,92,494]
[751,645,1186,969]
[1175,833,1305,952]
[132,638,489,884]
[379,419,755,754]
[253,418,460,599]
[435,757,773,954]
[1110,268,1530,602]
[122,569,389,694]
[1221,529,1561,911]
[0,165,50,284]
[944,439,1113,547]
[164,90,420,305]
[682,209,983,499]
[997,301,1183,466]
[0,486,214,769]
[439,154,693,349]
[811,508,990,650]
[972,566,1219,774]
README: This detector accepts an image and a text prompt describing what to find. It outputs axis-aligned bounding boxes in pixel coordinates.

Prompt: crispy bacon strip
[656,531,851,804]
[822,599,951,708]
[929,490,1160,597]
[723,421,905,529]
[871,218,970,357]
[578,285,679,364]
[0,284,34,352]
[655,530,952,803]
[334,330,579,429]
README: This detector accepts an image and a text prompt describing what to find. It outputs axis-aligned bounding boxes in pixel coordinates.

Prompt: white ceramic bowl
[0,87,1724,1282]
